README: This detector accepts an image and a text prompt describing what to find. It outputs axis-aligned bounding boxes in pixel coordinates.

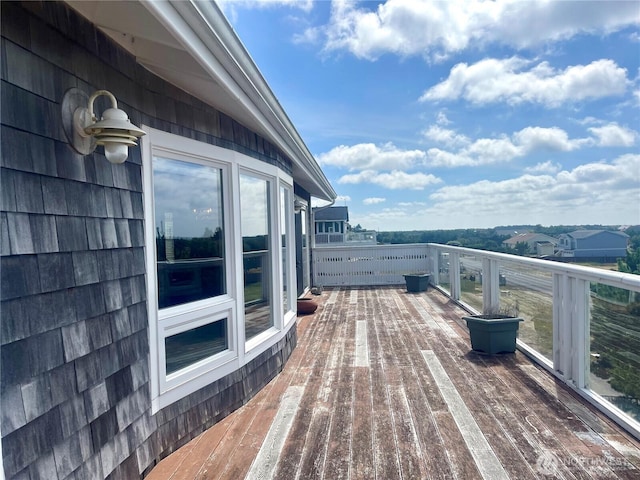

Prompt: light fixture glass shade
[104,143,129,164]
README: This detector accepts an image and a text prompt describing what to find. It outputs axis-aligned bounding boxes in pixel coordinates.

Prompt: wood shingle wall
[0,2,297,478]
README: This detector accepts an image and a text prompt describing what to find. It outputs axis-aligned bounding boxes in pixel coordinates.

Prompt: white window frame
[296,197,311,293]
[142,127,296,412]
[279,181,296,329]
[239,166,280,356]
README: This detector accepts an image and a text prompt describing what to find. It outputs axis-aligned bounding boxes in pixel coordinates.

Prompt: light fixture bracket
[62,88,96,155]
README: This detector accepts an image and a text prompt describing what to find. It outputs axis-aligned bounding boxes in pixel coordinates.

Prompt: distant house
[503,233,558,256]
[313,206,376,245]
[1,2,335,479]
[558,230,629,259]
[313,206,349,245]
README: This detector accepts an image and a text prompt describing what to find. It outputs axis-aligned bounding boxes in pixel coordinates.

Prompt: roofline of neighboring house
[503,234,558,245]
[563,230,630,239]
[65,0,336,202]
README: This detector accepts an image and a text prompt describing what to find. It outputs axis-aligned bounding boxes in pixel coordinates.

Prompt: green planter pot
[463,315,523,354]
[403,273,430,293]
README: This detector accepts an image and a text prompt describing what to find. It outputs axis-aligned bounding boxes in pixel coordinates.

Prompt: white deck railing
[312,242,640,440]
[313,243,429,286]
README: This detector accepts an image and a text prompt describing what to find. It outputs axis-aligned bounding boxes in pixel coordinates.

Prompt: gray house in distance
[558,230,629,259]
[0,1,335,479]
[313,206,349,244]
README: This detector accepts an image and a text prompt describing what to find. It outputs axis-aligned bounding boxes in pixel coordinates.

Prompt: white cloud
[336,195,352,202]
[219,0,313,12]
[363,197,386,205]
[525,161,562,175]
[426,126,587,167]
[317,142,426,170]
[310,0,639,61]
[422,153,640,227]
[420,58,629,107]
[436,111,451,126]
[423,125,470,148]
[354,157,638,228]
[338,169,442,190]
[513,127,587,152]
[588,123,637,147]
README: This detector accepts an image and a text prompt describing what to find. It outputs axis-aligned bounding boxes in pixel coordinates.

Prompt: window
[165,320,227,375]
[143,128,296,411]
[151,156,232,390]
[240,173,273,340]
[300,207,310,291]
[153,158,226,308]
[280,185,292,312]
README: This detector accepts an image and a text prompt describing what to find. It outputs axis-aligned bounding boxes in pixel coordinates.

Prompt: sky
[219,0,640,231]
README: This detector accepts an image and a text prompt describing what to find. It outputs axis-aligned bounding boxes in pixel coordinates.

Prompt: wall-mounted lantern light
[62,88,146,164]
[294,199,306,214]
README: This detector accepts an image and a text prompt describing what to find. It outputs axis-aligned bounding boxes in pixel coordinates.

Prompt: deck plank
[147,287,640,480]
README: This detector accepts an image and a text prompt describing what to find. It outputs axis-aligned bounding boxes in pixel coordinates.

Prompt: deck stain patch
[355,320,369,367]
[245,386,304,480]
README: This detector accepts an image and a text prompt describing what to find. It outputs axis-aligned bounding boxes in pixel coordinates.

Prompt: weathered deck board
[147,287,640,480]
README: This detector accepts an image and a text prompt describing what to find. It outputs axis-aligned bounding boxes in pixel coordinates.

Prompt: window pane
[280,186,291,312]
[153,157,225,308]
[590,282,640,421]
[240,174,272,339]
[165,319,228,375]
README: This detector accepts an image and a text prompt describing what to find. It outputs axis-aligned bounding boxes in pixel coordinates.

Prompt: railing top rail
[428,243,640,290]
[314,243,429,250]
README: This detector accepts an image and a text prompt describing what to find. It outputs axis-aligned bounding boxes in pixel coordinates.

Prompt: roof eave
[65,0,335,201]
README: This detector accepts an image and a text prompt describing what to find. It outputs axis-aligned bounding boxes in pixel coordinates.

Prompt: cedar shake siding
[1,2,302,478]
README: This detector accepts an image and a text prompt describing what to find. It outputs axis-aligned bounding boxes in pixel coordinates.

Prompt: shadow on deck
[148,287,640,479]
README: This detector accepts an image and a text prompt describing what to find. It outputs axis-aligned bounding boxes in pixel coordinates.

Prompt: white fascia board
[140,0,336,202]
[186,2,332,190]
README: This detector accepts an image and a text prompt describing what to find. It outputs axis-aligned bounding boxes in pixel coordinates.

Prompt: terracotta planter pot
[297,298,318,315]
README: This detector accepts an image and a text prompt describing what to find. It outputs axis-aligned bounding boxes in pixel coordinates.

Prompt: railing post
[482,258,500,314]
[553,273,590,388]
[450,253,461,301]
[429,247,439,286]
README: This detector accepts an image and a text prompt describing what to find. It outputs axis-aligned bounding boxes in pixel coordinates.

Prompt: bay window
[143,128,296,411]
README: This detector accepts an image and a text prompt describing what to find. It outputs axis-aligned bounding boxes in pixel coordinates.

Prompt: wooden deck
[147,287,640,479]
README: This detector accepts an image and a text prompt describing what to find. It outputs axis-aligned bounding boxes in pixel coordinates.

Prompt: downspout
[309,199,336,289]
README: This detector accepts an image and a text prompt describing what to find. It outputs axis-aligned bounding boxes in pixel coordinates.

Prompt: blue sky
[220,0,640,231]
